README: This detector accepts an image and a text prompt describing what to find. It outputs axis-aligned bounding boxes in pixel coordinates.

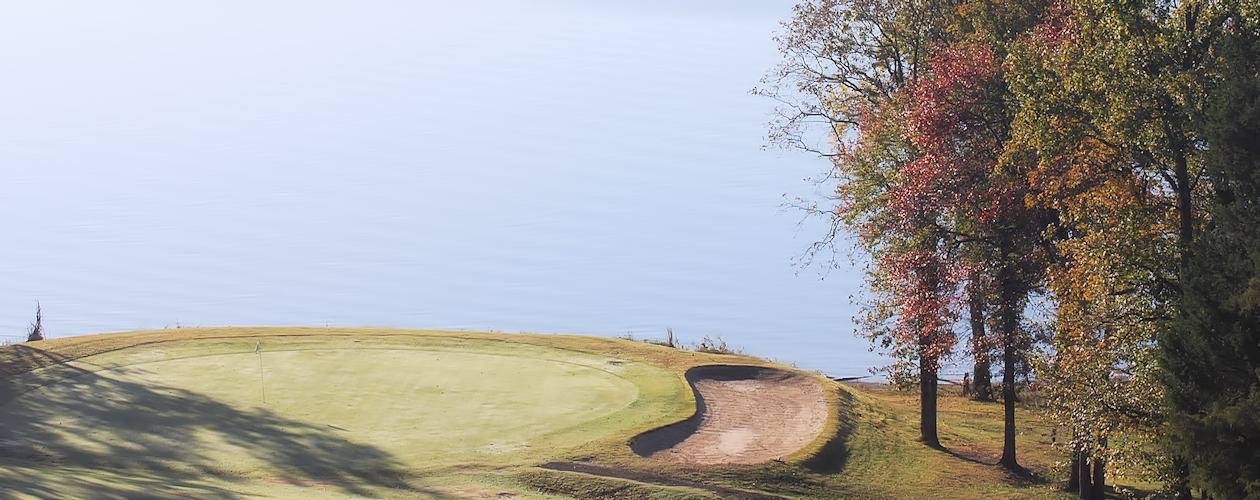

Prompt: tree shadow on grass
[934,443,991,464]
[0,343,76,376]
[935,441,1051,487]
[0,354,435,498]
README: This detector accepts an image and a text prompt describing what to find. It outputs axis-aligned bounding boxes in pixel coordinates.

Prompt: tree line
[761,0,1258,497]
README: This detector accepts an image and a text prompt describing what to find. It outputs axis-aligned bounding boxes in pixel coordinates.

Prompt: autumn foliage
[767,0,1260,495]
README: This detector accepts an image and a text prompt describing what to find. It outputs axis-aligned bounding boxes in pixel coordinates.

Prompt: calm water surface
[0,1,884,375]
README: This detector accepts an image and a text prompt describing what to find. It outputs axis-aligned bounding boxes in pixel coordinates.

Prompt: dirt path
[630,365,828,465]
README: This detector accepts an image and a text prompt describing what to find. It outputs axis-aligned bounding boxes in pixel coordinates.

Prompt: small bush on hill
[694,335,741,355]
[26,303,44,342]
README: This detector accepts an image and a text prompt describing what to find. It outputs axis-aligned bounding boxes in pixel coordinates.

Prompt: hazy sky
[0,1,894,375]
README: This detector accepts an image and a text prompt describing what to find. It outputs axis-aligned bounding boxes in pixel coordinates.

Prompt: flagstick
[256,341,267,404]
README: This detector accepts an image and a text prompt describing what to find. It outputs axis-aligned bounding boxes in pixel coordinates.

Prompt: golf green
[0,334,682,494]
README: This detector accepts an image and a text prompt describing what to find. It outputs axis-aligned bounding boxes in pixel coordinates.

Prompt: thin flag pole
[256,340,267,404]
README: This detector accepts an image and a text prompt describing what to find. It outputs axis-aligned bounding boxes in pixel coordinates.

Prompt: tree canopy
[768,0,1260,495]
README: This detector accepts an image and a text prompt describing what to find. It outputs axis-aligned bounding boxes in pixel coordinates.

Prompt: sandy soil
[630,365,828,465]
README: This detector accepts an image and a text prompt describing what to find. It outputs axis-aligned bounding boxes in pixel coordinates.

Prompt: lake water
[0,1,885,376]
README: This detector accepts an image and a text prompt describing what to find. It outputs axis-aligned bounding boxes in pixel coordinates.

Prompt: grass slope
[0,327,1095,499]
[0,328,775,498]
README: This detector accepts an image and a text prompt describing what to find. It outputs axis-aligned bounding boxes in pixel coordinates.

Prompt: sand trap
[630,365,828,465]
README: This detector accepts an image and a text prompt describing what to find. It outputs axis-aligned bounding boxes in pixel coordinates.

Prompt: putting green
[0,334,682,496]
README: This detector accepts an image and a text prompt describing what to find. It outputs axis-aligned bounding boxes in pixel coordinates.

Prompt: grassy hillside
[0,328,787,498]
[0,327,1093,499]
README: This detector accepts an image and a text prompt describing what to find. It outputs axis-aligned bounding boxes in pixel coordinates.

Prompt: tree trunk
[995,254,1021,470]
[1067,450,1081,492]
[968,290,994,402]
[920,357,940,447]
[1171,455,1192,500]
[1078,453,1093,499]
[994,248,1026,471]
[1170,145,1195,500]
[998,341,1019,469]
[1090,437,1107,500]
[1175,152,1195,269]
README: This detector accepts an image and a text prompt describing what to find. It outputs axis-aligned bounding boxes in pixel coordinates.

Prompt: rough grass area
[535,380,1080,500]
[515,469,717,500]
[0,327,1117,498]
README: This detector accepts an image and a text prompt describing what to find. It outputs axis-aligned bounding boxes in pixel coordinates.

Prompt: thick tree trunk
[968,290,993,401]
[920,357,940,447]
[995,251,1022,471]
[1078,454,1093,499]
[1090,438,1107,500]
[971,354,992,402]
[998,341,1019,469]
[1067,450,1081,492]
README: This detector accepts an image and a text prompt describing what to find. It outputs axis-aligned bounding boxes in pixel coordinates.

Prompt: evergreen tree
[1162,6,1260,496]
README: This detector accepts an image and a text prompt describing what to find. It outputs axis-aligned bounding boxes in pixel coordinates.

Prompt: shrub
[26,303,44,342]
[694,335,740,354]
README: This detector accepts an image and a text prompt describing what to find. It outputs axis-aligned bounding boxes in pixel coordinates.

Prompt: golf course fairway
[2,346,639,467]
[0,328,1087,499]
[0,328,840,499]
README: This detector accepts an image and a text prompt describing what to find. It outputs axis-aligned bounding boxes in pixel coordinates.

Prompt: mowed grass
[4,343,638,469]
[0,328,769,498]
[0,327,1112,499]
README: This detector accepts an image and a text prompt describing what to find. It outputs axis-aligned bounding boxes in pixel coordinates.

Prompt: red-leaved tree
[898,42,1054,469]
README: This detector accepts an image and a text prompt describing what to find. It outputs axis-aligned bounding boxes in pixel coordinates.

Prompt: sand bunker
[630,365,828,465]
